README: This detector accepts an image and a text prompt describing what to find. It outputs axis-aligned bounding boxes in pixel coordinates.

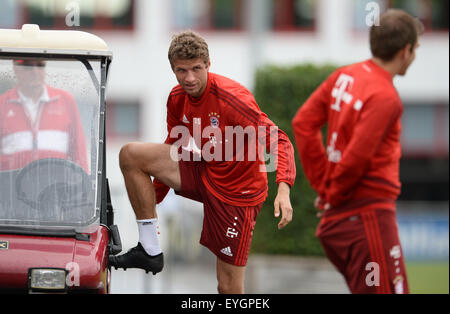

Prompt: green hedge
[251,63,337,256]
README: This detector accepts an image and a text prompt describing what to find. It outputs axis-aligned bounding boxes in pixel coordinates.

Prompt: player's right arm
[292,72,337,194]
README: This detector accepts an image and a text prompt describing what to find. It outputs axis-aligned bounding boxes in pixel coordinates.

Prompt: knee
[119,142,140,171]
[217,283,229,295]
[217,280,243,294]
[217,259,246,294]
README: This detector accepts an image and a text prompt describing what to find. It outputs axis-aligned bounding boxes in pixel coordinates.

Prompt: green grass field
[406,262,449,294]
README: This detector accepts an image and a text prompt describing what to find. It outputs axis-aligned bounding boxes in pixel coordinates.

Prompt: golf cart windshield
[0,57,102,231]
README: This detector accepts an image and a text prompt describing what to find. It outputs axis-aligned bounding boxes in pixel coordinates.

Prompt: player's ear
[206,60,211,71]
[401,43,413,60]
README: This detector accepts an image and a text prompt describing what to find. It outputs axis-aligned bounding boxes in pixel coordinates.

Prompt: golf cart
[0,25,122,293]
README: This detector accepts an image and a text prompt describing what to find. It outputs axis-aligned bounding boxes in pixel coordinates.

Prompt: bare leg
[216,258,246,294]
[108,143,180,273]
[119,142,181,220]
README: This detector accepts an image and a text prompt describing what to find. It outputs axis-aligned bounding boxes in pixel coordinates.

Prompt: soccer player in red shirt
[292,9,424,294]
[109,31,296,293]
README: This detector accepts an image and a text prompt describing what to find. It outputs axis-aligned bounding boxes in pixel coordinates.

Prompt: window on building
[389,0,449,30]
[402,105,435,152]
[0,0,135,31]
[106,100,141,139]
[399,104,449,202]
[401,104,449,157]
[173,0,244,31]
[172,0,316,32]
[429,0,449,30]
[399,157,449,201]
[353,0,449,31]
[0,0,20,28]
[271,0,316,31]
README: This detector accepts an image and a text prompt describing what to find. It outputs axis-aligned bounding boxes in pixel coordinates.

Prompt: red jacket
[0,86,88,172]
[155,72,296,206]
[292,60,402,209]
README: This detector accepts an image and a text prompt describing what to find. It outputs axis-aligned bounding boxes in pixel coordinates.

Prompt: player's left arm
[274,181,293,230]
[259,113,296,229]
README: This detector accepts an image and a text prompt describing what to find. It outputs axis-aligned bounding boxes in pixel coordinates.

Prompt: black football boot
[109,243,164,275]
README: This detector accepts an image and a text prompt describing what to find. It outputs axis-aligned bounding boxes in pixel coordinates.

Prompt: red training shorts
[175,160,262,266]
[316,205,409,294]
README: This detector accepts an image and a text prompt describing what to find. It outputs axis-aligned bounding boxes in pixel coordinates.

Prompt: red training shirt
[155,72,296,206]
[292,59,403,209]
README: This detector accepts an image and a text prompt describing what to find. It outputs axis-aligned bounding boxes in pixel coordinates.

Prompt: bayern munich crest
[208,112,221,128]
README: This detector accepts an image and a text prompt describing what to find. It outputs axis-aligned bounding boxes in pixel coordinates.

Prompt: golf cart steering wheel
[15,158,91,211]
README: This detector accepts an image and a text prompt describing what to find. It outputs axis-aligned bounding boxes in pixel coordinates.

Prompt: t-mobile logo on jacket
[331,74,354,112]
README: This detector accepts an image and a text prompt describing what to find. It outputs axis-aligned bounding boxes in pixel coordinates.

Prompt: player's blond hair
[168,31,210,69]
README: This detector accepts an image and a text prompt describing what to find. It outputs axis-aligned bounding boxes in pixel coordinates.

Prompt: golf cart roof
[0,24,112,57]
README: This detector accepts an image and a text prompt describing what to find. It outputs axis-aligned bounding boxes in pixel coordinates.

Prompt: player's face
[398,42,419,76]
[172,58,210,98]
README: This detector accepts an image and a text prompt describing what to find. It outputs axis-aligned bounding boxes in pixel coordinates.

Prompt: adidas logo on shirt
[220,246,233,257]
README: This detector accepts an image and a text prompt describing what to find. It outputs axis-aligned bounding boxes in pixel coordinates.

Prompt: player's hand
[314,196,331,218]
[274,182,293,230]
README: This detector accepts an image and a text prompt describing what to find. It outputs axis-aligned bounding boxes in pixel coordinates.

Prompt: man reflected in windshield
[0,59,88,172]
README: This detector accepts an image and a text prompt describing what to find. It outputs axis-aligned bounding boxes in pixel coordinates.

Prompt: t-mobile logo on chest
[331,74,354,112]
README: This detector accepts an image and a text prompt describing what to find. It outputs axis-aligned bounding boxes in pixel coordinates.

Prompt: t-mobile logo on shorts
[226,227,239,239]
[226,217,239,239]
[390,245,402,259]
